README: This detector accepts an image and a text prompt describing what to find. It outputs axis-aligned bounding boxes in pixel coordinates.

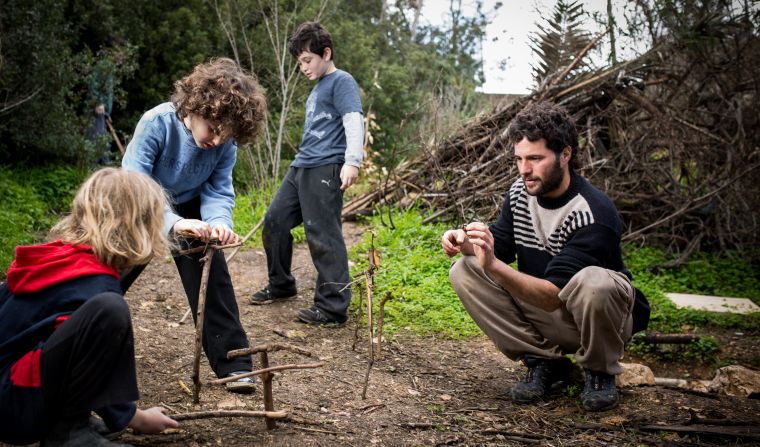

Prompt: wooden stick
[375,291,393,358]
[106,118,125,155]
[361,234,377,400]
[170,410,288,421]
[227,343,315,359]
[192,247,216,403]
[640,333,700,344]
[178,241,242,256]
[208,362,324,384]
[260,351,277,430]
[225,216,265,263]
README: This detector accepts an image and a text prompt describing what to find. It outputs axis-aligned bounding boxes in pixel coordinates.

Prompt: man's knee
[566,267,624,311]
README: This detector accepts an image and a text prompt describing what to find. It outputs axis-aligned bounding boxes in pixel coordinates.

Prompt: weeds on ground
[350,208,760,341]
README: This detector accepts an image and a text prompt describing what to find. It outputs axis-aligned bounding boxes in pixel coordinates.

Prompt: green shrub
[0,166,86,277]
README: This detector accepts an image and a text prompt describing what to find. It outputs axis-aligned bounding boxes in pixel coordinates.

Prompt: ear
[323,47,332,62]
[561,146,572,163]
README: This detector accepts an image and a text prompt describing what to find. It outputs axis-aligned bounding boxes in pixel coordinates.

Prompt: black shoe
[42,417,132,447]
[297,307,347,327]
[250,286,296,305]
[510,356,572,403]
[581,369,619,411]
[224,370,256,394]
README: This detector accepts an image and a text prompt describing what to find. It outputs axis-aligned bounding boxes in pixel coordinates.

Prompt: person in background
[441,101,650,412]
[0,168,179,446]
[250,22,364,327]
[121,58,267,393]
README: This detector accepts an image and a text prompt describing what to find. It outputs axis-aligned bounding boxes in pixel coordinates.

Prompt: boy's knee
[86,293,131,329]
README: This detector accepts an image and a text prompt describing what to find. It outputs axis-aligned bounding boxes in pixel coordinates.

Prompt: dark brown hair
[172,58,267,145]
[506,101,580,169]
[288,21,333,61]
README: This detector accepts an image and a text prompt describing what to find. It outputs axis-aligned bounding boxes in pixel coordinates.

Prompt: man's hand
[441,228,467,257]
[462,222,496,270]
[129,407,179,434]
[211,224,240,245]
[340,164,359,191]
[172,219,212,241]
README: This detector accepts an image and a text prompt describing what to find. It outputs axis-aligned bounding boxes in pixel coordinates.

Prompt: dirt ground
[88,223,760,446]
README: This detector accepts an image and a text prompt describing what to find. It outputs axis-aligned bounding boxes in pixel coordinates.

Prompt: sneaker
[249,286,296,305]
[42,417,132,447]
[296,307,347,327]
[510,356,572,403]
[581,369,619,411]
[224,371,256,394]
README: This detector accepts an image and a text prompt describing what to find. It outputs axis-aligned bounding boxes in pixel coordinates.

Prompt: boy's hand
[211,224,240,245]
[129,407,179,434]
[340,164,359,191]
[173,219,212,241]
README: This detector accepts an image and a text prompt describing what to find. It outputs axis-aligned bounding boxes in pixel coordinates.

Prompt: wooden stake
[208,362,324,384]
[361,234,378,400]
[260,351,277,430]
[106,118,125,155]
[191,247,216,404]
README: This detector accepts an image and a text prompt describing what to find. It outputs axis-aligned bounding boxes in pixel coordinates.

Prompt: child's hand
[129,407,179,434]
[340,164,359,191]
[212,224,240,245]
[173,219,212,241]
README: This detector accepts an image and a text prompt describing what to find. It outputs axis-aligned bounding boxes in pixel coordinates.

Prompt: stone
[666,293,760,314]
[617,362,655,387]
[708,365,760,398]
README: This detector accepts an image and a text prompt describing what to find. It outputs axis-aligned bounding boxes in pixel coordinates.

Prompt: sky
[420,0,644,95]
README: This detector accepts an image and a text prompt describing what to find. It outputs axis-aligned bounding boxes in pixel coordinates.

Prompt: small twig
[178,241,242,256]
[290,426,343,435]
[170,410,288,421]
[177,379,192,397]
[375,291,393,358]
[225,216,265,263]
[227,343,315,359]
[208,362,324,384]
[361,234,377,400]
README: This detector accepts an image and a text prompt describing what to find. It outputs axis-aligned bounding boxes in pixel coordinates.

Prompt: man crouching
[441,101,650,411]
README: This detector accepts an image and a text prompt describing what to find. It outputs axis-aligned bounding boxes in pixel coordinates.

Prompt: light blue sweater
[122,102,236,234]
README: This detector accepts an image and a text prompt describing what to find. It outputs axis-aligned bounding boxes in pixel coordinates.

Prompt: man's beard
[525,155,564,197]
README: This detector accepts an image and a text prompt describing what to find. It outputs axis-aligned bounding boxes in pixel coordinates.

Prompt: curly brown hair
[172,58,267,145]
[505,101,581,169]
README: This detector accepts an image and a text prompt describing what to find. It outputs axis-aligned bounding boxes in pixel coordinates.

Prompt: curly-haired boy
[122,58,267,393]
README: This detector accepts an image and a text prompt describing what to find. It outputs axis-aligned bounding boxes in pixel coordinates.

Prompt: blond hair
[50,168,171,270]
[172,57,267,145]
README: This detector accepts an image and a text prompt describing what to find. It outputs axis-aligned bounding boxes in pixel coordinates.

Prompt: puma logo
[321,179,331,187]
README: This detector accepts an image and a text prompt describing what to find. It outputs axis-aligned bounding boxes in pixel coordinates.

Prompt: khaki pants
[449,256,635,375]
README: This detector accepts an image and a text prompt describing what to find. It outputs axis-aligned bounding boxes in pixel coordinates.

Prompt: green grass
[350,208,760,339]
[350,209,481,338]
[626,246,760,332]
[232,184,305,247]
[0,165,86,277]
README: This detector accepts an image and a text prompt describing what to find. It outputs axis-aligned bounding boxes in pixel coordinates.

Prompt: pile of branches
[345,14,760,258]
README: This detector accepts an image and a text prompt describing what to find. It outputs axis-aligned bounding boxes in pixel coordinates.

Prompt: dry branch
[170,410,288,421]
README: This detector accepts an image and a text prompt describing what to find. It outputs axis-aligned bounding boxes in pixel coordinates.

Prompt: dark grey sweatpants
[263,164,351,320]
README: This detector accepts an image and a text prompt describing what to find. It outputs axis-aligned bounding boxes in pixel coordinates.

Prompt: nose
[212,135,223,146]
[518,160,531,176]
